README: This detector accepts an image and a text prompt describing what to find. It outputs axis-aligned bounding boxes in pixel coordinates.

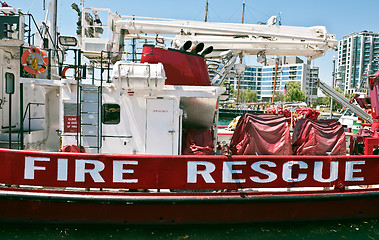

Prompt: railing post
[75,49,80,147]
[8,92,11,149]
[19,83,24,149]
[48,49,51,79]
[107,51,110,83]
[28,14,31,45]
[28,104,31,134]
[100,51,104,150]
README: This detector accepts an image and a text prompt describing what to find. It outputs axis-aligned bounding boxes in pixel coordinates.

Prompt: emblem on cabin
[0,97,4,109]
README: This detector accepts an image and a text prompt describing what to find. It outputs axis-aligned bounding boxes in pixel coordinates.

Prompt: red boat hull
[0,148,378,224]
[0,187,378,224]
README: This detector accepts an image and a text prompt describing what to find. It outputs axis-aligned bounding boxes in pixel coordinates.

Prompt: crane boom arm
[317,79,373,123]
[78,8,336,62]
[110,15,337,59]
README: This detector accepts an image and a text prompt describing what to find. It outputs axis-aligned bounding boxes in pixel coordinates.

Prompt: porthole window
[102,104,120,124]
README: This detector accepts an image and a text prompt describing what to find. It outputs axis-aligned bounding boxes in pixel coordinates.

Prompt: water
[0,219,377,239]
[218,117,235,127]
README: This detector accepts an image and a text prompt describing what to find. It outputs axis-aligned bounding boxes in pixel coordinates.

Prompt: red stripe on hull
[0,188,377,224]
[1,148,379,189]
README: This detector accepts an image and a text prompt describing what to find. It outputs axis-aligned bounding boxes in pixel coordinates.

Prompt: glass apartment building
[337,31,379,94]
[229,56,319,104]
[308,66,319,104]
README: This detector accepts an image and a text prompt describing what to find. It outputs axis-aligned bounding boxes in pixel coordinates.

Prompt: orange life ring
[61,66,69,79]
[21,48,49,75]
[61,65,80,80]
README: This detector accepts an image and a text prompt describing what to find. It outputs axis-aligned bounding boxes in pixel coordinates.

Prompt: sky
[8,0,379,87]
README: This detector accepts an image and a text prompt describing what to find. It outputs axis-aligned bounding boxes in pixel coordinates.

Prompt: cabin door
[1,68,17,130]
[145,98,176,154]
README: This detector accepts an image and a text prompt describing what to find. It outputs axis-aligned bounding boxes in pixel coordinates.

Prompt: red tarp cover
[59,144,85,153]
[230,113,292,155]
[182,129,214,155]
[292,119,346,155]
[141,45,210,86]
[296,107,320,121]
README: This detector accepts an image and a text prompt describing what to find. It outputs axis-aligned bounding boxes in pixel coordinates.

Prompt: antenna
[131,16,136,62]
[204,0,208,22]
[267,16,277,25]
[242,0,245,24]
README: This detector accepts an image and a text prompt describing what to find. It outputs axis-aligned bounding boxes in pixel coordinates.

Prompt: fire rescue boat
[0,1,377,224]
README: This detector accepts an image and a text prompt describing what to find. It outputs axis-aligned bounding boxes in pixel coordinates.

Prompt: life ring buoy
[21,48,49,75]
[61,66,69,79]
[61,65,80,80]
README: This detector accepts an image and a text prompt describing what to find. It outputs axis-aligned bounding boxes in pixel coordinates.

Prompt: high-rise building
[228,56,319,104]
[337,31,379,94]
[308,66,319,104]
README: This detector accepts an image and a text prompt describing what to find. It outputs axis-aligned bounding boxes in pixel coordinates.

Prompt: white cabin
[60,62,224,154]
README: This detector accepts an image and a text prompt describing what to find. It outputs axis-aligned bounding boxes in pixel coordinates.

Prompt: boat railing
[0,185,377,195]
[15,102,45,149]
[25,13,59,51]
[0,11,50,46]
[21,102,45,134]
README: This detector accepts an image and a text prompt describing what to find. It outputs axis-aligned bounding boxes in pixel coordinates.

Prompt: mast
[242,0,245,24]
[204,0,208,22]
[49,0,58,47]
[271,60,278,103]
[238,0,246,104]
[132,15,136,62]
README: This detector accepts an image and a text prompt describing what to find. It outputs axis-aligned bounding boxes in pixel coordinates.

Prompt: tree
[284,81,305,102]
[316,96,329,106]
[242,88,258,103]
[232,88,258,103]
[332,88,344,110]
[274,91,285,102]
[318,88,350,111]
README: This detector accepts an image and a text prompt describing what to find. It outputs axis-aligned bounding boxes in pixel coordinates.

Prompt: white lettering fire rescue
[23,157,366,184]
[187,160,365,184]
[24,157,138,183]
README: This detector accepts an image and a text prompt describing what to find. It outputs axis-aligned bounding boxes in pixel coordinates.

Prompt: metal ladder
[80,84,101,152]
